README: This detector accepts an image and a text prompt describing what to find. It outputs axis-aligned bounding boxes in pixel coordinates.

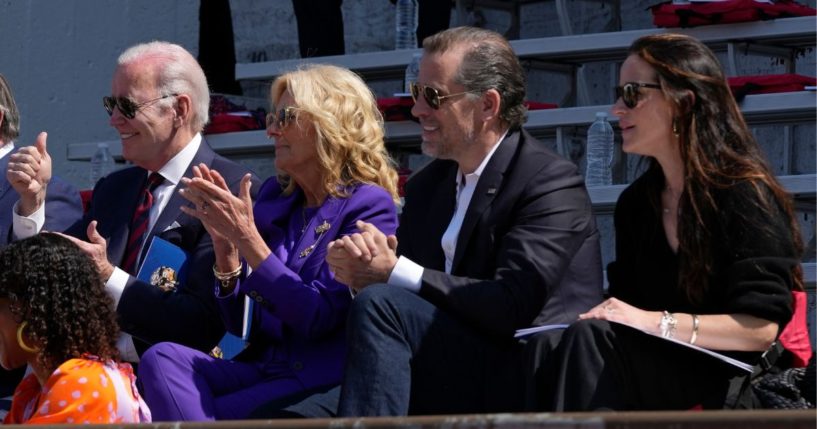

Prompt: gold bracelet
[213,264,241,289]
[690,314,700,345]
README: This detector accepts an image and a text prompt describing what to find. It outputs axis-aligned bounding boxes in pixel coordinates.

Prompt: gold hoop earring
[16,322,38,354]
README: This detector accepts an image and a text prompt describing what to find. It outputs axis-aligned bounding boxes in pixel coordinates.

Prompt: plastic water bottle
[89,142,115,186]
[395,0,418,50]
[404,53,422,94]
[585,112,614,187]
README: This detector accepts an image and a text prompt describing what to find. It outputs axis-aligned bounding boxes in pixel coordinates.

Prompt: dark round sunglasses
[265,106,298,130]
[103,94,177,119]
[615,82,661,109]
[409,82,477,110]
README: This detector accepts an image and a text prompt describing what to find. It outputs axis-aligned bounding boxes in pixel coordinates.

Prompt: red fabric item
[651,0,816,28]
[80,189,93,214]
[204,114,264,135]
[778,290,813,368]
[524,101,559,110]
[378,97,415,122]
[728,74,816,99]
[397,168,411,197]
[122,173,164,275]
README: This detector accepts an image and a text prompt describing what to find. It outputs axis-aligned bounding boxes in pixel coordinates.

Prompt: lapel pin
[315,220,331,234]
[487,188,497,195]
[300,221,331,258]
[300,244,316,258]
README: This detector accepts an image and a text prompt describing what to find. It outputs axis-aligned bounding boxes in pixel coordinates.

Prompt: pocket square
[163,221,182,232]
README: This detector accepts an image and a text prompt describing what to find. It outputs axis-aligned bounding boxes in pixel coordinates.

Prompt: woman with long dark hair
[549,33,804,410]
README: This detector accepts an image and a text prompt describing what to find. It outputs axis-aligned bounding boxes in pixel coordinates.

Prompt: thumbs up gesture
[7,131,52,216]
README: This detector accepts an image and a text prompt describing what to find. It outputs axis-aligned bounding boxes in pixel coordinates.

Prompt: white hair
[117,41,210,132]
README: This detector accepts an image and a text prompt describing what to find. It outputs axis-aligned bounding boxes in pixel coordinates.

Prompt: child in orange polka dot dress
[0,234,152,424]
[5,356,150,424]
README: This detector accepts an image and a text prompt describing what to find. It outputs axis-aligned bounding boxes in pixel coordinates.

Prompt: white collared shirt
[0,141,15,160]
[388,129,508,292]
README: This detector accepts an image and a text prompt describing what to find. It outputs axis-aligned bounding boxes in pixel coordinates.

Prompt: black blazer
[397,129,603,339]
[66,140,260,355]
[0,149,84,247]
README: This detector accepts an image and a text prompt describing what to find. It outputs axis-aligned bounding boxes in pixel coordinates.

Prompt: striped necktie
[122,172,164,275]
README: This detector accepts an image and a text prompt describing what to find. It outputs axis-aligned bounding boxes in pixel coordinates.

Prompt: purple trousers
[138,342,303,421]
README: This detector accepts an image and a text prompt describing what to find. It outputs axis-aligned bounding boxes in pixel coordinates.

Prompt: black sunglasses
[409,82,476,110]
[103,94,177,119]
[265,106,298,130]
[615,82,661,109]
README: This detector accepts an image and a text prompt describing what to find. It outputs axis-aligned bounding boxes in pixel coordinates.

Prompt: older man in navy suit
[9,41,259,362]
[0,74,83,402]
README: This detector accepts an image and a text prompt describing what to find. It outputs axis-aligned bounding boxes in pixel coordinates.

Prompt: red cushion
[651,0,816,28]
[728,74,816,97]
[778,290,813,368]
[204,114,264,135]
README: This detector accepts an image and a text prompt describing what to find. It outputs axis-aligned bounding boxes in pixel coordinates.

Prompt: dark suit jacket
[66,140,260,355]
[0,148,83,247]
[397,128,603,339]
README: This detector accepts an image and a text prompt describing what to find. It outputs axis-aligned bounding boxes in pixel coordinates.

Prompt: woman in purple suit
[137,64,401,421]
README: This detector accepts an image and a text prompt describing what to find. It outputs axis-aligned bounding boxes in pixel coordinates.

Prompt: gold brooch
[315,220,331,234]
[299,221,331,258]
[150,266,179,292]
[300,245,316,258]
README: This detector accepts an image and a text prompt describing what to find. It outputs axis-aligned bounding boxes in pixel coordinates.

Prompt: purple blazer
[216,178,398,390]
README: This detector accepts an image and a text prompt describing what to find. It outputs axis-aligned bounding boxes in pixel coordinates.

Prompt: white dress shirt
[0,141,15,161]
[388,130,508,292]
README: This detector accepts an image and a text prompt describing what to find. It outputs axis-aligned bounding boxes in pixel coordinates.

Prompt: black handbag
[725,342,816,409]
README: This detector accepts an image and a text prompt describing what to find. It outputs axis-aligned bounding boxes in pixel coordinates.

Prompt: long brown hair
[629,33,804,302]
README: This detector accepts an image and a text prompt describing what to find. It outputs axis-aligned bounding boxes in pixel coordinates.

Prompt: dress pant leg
[249,384,341,419]
[549,319,746,411]
[416,0,451,46]
[519,328,565,411]
[138,342,268,421]
[549,319,633,411]
[338,284,518,416]
[291,0,345,57]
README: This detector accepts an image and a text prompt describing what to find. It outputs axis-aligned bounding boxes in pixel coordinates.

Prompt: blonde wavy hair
[270,64,400,205]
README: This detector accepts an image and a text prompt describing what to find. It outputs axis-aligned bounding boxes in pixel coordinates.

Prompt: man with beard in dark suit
[252,26,603,418]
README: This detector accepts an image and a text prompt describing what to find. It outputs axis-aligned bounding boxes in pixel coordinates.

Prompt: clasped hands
[327,221,398,291]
